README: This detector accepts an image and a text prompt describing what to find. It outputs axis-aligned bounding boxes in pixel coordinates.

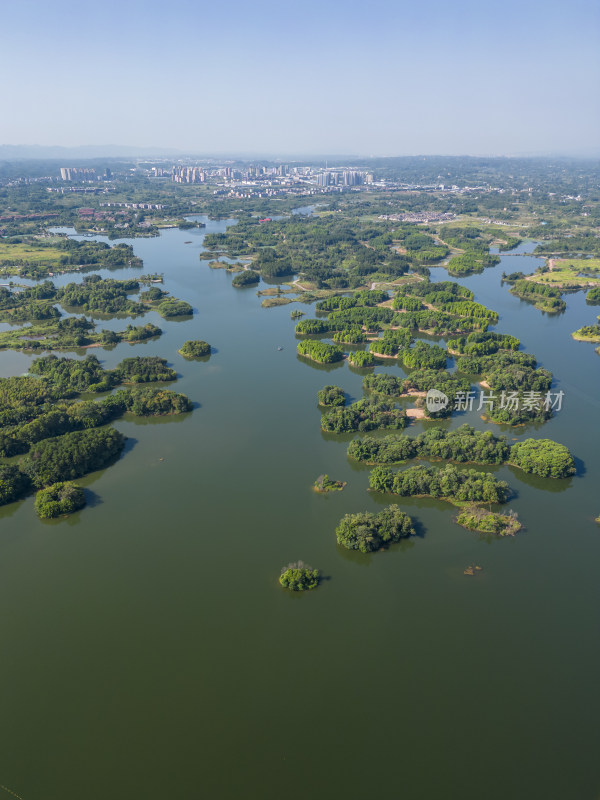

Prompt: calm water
[0,225,599,800]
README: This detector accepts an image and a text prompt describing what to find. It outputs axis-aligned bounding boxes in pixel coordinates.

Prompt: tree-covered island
[456,505,522,536]
[317,385,346,407]
[279,562,321,591]
[314,474,346,493]
[178,340,212,358]
[369,464,510,506]
[335,505,415,553]
[34,481,86,519]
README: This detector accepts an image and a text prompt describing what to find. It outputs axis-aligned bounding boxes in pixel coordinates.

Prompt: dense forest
[335,505,415,553]
[369,463,510,505]
[348,425,510,465]
[321,398,408,433]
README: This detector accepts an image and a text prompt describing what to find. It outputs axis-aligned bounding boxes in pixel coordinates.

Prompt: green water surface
[0,224,598,800]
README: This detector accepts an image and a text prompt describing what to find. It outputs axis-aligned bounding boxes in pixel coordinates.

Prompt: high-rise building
[172,166,206,183]
[60,167,96,181]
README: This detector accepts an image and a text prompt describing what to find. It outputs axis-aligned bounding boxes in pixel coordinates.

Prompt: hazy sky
[2,0,599,156]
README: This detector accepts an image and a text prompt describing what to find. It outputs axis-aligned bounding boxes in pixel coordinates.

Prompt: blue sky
[2,0,599,155]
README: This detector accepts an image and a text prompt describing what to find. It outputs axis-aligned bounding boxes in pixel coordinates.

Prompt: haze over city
[2,0,599,157]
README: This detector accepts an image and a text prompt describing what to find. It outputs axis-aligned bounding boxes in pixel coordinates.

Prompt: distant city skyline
[2,0,599,157]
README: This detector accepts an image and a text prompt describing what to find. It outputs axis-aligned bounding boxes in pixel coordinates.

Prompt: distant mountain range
[1,145,597,163]
[0,144,183,160]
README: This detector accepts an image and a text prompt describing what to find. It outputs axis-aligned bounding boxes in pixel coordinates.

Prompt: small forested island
[348,351,375,367]
[115,356,176,383]
[504,278,566,313]
[156,299,193,317]
[348,425,510,465]
[297,340,344,364]
[232,270,260,287]
[347,425,576,478]
[369,463,509,506]
[509,438,576,478]
[30,353,176,389]
[587,287,600,304]
[321,398,408,433]
[34,481,86,519]
[314,474,346,493]
[279,562,321,591]
[178,339,211,358]
[572,316,600,343]
[317,385,345,407]
[456,505,522,536]
[335,505,415,553]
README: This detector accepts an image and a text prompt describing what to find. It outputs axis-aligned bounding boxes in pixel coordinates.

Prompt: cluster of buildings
[315,170,373,187]
[170,167,207,183]
[143,163,378,199]
[60,167,106,181]
[99,201,165,210]
[379,211,456,223]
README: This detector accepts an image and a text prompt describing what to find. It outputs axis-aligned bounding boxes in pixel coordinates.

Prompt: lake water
[0,222,599,800]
